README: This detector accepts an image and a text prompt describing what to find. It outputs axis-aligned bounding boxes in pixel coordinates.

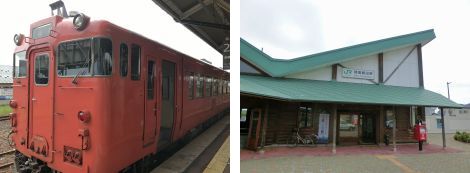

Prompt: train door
[158,60,175,149]
[28,49,54,161]
[143,59,157,146]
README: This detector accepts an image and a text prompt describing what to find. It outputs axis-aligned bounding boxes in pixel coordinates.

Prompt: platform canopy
[152,0,229,54]
[241,75,462,108]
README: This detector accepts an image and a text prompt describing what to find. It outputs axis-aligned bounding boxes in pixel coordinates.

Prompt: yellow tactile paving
[376,155,416,173]
[203,137,230,173]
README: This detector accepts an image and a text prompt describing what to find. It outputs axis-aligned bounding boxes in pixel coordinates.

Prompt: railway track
[0,150,15,170]
[0,116,10,121]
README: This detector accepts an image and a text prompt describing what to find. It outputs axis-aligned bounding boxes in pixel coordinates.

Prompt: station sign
[342,68,374,80]
[223,42,230,70]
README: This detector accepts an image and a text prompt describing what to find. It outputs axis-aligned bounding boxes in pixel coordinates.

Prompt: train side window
[120,43,128,77]
[147,60,155,99]
[222,80,226,94]
[188,72,194,99]
[35,54,49,85]
[213,78,218,96]
[14,51,27,78]
[131,44,141,80]
[93,38,113,76]
[227,81,230,94]
[195,74,203,98]
[205,76,211,97]
[218,79,221,95]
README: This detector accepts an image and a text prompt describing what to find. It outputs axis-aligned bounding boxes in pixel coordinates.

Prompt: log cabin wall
[265,100,299,145]
[241,95,423,147]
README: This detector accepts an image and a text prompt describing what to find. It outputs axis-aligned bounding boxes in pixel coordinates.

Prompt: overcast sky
[0,0,222,68]
[241,0,470,104]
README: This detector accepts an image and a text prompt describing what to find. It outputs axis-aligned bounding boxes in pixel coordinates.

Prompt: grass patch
[0,104,12,116]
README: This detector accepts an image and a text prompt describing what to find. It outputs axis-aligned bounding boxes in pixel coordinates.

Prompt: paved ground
[241,133,470,173]
[153,115,229,173]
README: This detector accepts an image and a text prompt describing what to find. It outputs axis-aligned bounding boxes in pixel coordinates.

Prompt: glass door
[338,113,359,145]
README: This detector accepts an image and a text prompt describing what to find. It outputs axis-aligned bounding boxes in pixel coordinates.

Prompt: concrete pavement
[241,133,470,173]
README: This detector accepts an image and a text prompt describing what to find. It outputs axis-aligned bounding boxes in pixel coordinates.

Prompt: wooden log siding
[394,106,417,143]
[266,101,299,144]
[242,95,419,146]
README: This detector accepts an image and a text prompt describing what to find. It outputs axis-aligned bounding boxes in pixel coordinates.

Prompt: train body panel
[11,14,229,173]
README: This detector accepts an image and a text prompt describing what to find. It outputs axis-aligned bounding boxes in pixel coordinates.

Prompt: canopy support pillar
[332,104,337,154]
[440,107,446,149]
[393,107,397,152]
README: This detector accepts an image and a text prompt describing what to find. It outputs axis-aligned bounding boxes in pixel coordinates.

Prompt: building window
[196,74,203,98]
[385,109,395,128]
[188,73,194,99]
[298,105,313,128]
[436,118,443,129]
[130,44,141,80]
[205,76,212,97]
[35,54,49,85]
[241,108,248,122]
[120,43,128,77]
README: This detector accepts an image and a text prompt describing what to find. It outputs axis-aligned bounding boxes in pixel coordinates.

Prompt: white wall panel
[336,55,378,84]
[383,46,420,88]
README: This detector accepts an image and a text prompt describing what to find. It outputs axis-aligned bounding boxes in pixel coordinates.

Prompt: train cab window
[188,73,194,99]
[57,39,92,77]
[14,51,27,78]
[195,74,203,98]
[205,77,212,97]
[131,44,141,80]
[147,60,155,99]
[93,38,112,76]
[35,54,49,85]
[120,43,128,77]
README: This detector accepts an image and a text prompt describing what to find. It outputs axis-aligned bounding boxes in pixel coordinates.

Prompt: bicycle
[287,128,318,146]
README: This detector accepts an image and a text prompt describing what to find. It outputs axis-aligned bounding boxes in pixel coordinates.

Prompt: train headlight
[78,110,91,123]
[73,13,90,31]
[9,100,18,109]
[13,34,24,46]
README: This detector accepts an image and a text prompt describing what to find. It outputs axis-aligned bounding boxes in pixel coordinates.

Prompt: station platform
[152,115,230,173]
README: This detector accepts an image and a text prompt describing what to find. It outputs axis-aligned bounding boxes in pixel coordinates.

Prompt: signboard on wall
[317,113,330,144]
[342,68,374,80]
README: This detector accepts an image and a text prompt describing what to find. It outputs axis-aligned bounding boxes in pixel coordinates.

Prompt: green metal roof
[241,29,436,77]
[241,75,462,108]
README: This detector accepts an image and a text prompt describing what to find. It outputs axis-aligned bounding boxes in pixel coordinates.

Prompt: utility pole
[446,82,451,99]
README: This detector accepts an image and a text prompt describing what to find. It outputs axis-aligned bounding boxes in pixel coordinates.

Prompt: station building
[240,29,462,152]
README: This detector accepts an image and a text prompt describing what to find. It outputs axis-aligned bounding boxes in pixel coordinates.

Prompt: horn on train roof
[49,0,69,18]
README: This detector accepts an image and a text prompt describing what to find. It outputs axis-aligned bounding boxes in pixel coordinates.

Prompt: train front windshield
[57,38,113,77]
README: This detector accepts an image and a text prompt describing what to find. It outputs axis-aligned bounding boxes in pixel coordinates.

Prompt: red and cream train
[9,3,229,173]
